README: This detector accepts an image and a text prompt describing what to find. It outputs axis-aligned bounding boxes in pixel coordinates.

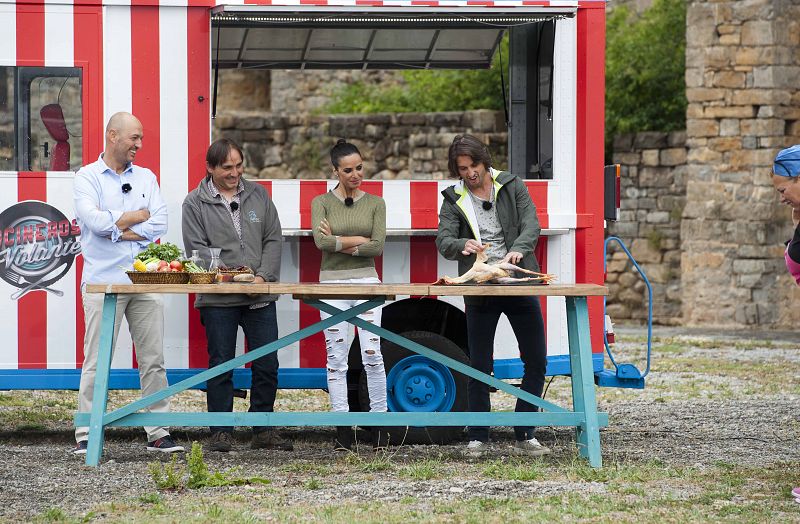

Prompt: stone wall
[683,0,800,327]
[212,110,506,180]
[606,131,687,325]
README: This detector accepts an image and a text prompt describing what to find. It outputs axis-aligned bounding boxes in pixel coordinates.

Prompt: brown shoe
[207,431,233,453]
[251,429,293,451]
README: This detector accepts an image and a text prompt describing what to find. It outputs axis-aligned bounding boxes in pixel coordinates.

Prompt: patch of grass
[482,458,544,481]
[138,493,163,505]
[149,442,273,491]
[344,449,395,473]
[148,453,186,491]
[34,507,75,523]
[399,459,442,480]
[304,478,322,490]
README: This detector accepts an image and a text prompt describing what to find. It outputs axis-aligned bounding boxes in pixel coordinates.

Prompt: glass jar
[207,248,222,272]
[190,249,206,271]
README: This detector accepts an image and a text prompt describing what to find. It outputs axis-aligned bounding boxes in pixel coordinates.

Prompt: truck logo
[0,201,81,300]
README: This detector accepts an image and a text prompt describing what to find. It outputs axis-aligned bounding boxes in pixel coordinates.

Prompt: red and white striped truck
[0,0,612,442]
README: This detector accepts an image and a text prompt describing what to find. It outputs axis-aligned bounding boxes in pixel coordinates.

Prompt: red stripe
[410,181,438,229]
[299,181,327,229]
[130,6,160,184]
[535,238,548,333]
[17,173,47,369]
[410,237,439,285]
[525,181,549,229]
[298,237,324,368]
[16,3,44,67]
[575,7,605,354]
[74,5,103,367]
[130,5,160,368]
[75,254,85,368]
[187,6,212,368]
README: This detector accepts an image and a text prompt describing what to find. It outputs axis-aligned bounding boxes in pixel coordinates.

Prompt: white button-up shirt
[73,154,167,287]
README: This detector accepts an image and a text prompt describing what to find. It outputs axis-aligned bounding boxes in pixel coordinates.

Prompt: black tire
[359,330,469,445]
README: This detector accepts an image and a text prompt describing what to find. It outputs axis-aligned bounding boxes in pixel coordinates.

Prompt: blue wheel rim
[386,355,456,413]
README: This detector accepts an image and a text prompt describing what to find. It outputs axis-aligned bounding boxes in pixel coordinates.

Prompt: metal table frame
[76,283,608,467]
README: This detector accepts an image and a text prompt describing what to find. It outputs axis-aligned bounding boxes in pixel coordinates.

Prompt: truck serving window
[0,66,83,172]
[211,9,564,181]
[509,20,556,180]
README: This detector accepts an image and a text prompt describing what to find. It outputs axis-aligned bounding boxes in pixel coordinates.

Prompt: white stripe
[381,237,408,285]
[277,237,300,368]
[435,249,463,314]
[548,15,576,223]
[46,173,78,368]
[271,181,300,229]
[103,5,133,122]
[0,174,18,368]
[159,6,189,368]
[545,233,575,356]
[44,1,74,67]
[0,4,15,67]
[382,181,410,229]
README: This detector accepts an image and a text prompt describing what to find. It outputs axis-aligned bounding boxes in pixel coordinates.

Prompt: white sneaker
[513,437,551,456]
[465,440,486,456]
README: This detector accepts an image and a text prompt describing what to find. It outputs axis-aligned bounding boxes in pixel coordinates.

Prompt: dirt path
[1,327,798,521]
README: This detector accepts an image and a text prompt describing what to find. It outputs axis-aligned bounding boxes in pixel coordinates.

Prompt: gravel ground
[0,326,798,520]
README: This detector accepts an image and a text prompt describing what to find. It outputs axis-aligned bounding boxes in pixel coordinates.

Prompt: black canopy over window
[210,7,568,70]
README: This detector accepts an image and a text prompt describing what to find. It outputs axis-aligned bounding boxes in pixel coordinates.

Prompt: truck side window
[0,66,82,172]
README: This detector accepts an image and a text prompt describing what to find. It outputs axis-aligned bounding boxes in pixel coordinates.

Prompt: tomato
[169,260,183,271]
[157,260,169,270]
[158,266,172,273]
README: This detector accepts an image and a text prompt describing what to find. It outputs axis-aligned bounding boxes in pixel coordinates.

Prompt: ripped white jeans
[319,277,387,413]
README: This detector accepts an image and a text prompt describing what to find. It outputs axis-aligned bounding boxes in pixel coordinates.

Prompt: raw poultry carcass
[433,244,556,285]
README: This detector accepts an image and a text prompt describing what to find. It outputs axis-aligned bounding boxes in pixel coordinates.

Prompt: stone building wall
[212,110,506,180]
[606,131,687,325]
[683,0,800,327]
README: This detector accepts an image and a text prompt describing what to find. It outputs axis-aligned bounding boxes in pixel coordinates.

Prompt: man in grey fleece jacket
[182,138,291,453]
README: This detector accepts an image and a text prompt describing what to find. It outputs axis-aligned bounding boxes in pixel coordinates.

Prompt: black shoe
[207,431,233,452]
[251,429,294,451]
[147,435,185,453]
[334,426,353,451]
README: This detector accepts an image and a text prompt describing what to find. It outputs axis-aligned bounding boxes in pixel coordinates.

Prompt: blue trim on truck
[0,353,606,390]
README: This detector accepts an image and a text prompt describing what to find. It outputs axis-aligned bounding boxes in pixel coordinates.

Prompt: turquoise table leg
[85,293,117,466]
[565,296,602,468]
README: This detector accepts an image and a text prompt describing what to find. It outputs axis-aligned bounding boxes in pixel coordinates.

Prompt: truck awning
[210,6,572,70]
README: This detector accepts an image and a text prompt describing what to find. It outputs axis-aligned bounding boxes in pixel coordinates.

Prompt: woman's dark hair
[206,138,244,169]
[330,138,362,169]
[447,134,492,178]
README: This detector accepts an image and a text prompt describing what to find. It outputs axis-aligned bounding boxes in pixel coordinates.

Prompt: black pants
[201,302,279,434]
[465,295,547,442]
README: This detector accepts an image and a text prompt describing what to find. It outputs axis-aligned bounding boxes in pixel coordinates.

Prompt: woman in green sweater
[312,139,387,451]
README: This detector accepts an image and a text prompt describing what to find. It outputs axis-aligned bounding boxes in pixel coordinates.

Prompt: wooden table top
[85,282,608,297]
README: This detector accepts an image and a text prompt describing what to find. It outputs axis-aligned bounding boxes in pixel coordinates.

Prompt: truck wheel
[359,330,469,445]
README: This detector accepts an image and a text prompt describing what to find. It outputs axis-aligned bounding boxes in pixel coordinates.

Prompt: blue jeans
[201,302,279,434]
[465,296,547,442]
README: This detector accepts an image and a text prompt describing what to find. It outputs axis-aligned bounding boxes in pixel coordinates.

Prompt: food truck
[0,0,612,442]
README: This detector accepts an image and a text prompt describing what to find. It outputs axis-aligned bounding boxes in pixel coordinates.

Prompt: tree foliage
[325,1,687,159]
[605,0,687,145]
[324,38,508,114]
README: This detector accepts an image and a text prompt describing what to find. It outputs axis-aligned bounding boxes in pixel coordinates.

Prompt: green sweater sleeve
[354,197,385,257]
[312,195,339,253]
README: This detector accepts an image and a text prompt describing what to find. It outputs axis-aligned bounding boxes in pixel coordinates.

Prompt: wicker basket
[126,271,190,284]
[188,272,217,284]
